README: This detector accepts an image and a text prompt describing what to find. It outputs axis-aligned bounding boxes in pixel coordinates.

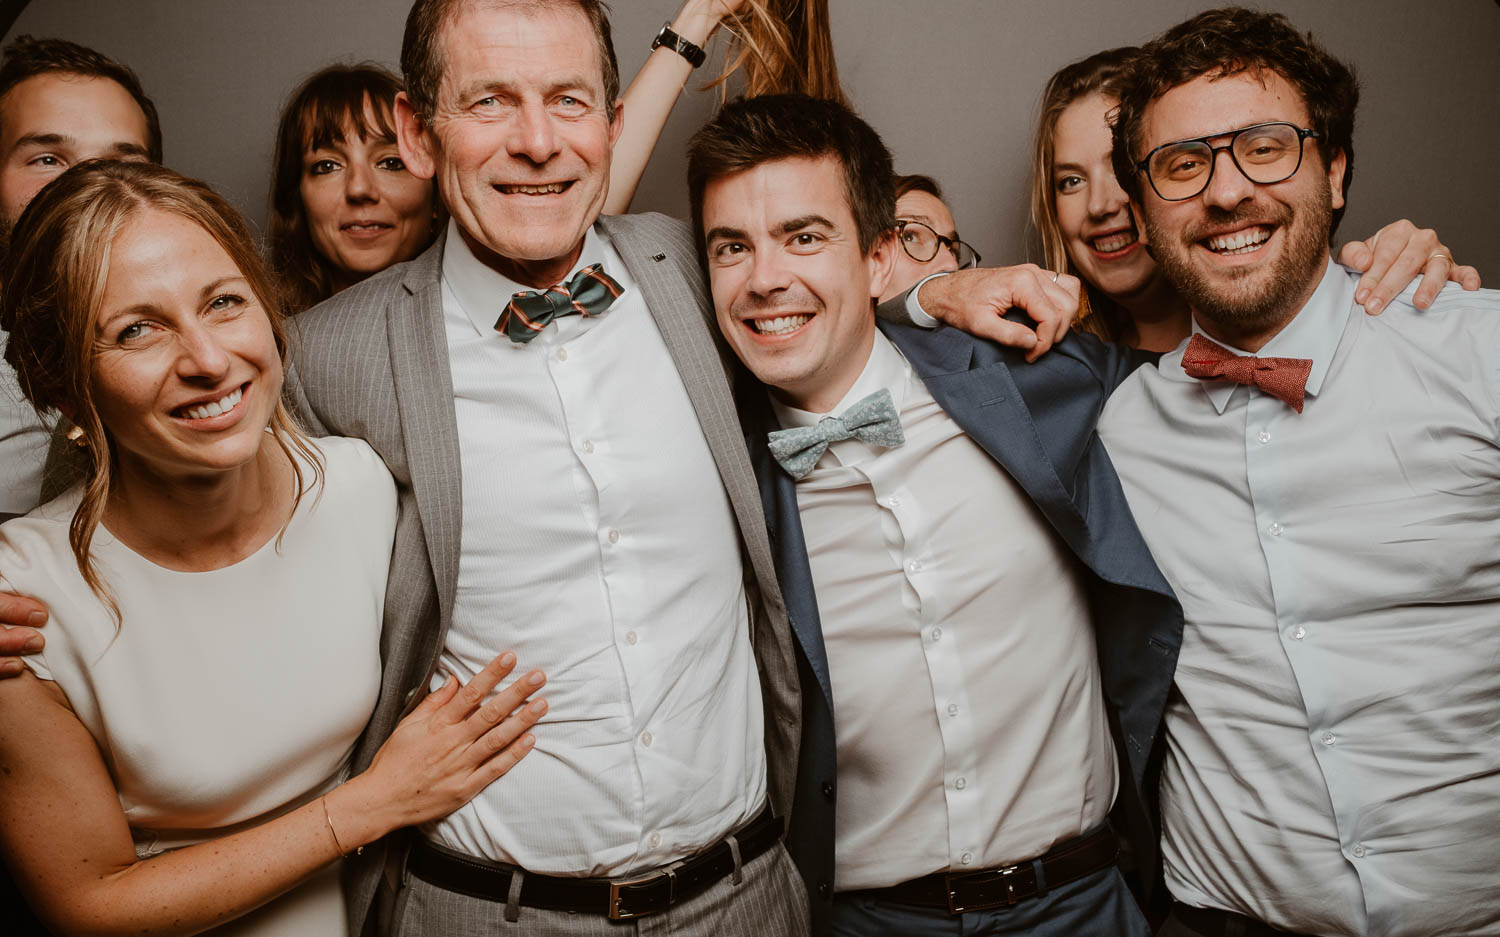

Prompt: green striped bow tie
[495,264,623,344]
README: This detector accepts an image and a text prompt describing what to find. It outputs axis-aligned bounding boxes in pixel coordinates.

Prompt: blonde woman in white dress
[0,159,547,937]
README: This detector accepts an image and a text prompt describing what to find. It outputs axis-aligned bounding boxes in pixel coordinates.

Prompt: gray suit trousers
[390,843,810,937]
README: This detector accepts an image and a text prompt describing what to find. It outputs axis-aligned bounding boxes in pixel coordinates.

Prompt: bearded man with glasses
[1097,8,1500,937]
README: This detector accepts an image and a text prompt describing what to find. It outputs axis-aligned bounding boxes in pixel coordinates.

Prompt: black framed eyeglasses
[897,220,981,269]
[1135,121,1321,202]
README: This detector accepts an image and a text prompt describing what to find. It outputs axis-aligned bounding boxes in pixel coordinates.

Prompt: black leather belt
[1169,901,1315,937]
[861,826,1119,914]
[408,806,781,920]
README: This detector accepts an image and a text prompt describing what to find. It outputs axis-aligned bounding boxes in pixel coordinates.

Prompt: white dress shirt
[427,221,766,876]
[1099,261,1500,937]
[0,333,49,515]
[773,330,1116,890]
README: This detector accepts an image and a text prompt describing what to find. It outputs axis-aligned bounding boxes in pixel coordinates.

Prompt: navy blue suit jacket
[742,320,1183,935]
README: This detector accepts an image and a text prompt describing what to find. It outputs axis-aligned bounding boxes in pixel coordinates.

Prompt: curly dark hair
[1109,7,1358,235]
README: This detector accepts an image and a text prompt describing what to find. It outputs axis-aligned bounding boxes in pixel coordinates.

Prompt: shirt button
[907,559,922,573]
[1352,844,1366,859]
[930,627,943,642]
[625,630,638,646]
[1291,626,1306,640]
[1269,522,1283,536]
[648,831,661,848]
[954,777,967,790]
[946,703,959,716]
[640,730,653,747]
[1321,731,1335,746]
[1257,429,1271,444]
[960,852,973,865]
[607,528,620,544]
[888,497,901,507]
[556,347,568,362]
[581,439,594,454]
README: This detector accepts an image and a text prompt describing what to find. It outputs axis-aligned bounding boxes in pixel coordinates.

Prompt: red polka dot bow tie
[1181,332,1313,413]
[495,264,624,344]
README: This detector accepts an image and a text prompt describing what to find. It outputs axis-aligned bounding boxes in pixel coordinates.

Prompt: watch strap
[651,22,707,68]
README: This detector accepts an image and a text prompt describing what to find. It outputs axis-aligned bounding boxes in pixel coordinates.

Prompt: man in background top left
[0,35,161,519]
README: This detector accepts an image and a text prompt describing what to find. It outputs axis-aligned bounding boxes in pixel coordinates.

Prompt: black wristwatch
[651,22,707,68]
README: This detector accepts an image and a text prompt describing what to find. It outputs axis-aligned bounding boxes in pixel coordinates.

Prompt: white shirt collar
[1170,256,1353,414]
[440,218,629,337]
[770,327,910,429]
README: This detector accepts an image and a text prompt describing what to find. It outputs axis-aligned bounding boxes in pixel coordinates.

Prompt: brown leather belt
[407,806,781,920]
[859,826,1119,914]
[1169,901,1316,937]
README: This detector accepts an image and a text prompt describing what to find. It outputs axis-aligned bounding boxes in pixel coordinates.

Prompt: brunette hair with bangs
[1,160,323,620]
[687,93,896,258]
[1109,7,1358,236]
[267,63,436,311]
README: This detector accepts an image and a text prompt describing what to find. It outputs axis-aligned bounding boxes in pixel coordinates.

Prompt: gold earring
[65,423,88,448]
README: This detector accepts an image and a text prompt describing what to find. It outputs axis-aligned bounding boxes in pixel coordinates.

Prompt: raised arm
[0,652,545,937]
[1337,218,1482,313]
[606,0,746,214]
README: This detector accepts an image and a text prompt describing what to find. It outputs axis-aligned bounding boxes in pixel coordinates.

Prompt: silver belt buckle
[607,865,677,920]
[945,862,1023,914]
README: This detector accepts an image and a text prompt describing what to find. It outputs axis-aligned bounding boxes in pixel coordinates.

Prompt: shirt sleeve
[874,273,944,328]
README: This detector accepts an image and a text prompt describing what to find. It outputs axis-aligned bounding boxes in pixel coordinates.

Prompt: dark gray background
[8,0,1498,271]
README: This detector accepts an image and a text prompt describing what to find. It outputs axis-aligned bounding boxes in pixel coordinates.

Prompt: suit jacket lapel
[882,320,1089,548]
[386,237,464,628]
[598,215,781,612]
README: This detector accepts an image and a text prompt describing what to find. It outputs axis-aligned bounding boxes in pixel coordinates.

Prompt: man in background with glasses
[881,173,981,303]
[1097,8,1500,937]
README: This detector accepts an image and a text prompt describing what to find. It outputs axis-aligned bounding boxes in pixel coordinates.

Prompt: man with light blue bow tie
[687,93,1185,937]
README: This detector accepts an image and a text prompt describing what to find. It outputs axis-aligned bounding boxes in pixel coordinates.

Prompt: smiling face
[299,101,436,283]
[883,189,959,302]
[91,209,282,485]
[0,72,151,231]
[704,155,894,414]
[396,1,622,287]
[1131,71,1345,347]
[1051,91,1160,304]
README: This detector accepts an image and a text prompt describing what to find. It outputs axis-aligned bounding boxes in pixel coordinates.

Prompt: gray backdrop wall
[9,0,1499,272]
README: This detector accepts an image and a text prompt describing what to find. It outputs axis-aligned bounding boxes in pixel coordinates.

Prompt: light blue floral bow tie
[768,388,906,479]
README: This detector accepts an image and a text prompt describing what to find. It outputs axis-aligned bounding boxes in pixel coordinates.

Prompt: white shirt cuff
[905,272,949,328]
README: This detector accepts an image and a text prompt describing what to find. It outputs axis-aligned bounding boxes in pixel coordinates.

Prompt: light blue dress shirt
[1099,261,1500,937]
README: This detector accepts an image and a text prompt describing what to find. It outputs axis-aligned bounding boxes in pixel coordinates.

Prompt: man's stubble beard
[1143,175,1333,344]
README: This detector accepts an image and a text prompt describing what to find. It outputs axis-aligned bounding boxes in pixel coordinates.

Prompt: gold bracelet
[321,795,363,857]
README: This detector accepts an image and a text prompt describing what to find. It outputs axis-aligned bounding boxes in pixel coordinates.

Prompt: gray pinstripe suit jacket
[286,213,801,935]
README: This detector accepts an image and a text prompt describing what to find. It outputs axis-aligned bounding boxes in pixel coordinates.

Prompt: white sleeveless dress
[0,436,396,936]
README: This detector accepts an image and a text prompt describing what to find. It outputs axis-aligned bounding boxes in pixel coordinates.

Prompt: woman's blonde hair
[707,0,846,105]
[1027,46,1137,344]
[1,160,323,614]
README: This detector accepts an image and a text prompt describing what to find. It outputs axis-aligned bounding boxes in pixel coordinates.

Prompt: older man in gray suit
[284,1,813,933]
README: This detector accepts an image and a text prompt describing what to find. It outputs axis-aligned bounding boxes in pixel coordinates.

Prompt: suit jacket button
[817,881,831,898]
[821,781,834,799]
